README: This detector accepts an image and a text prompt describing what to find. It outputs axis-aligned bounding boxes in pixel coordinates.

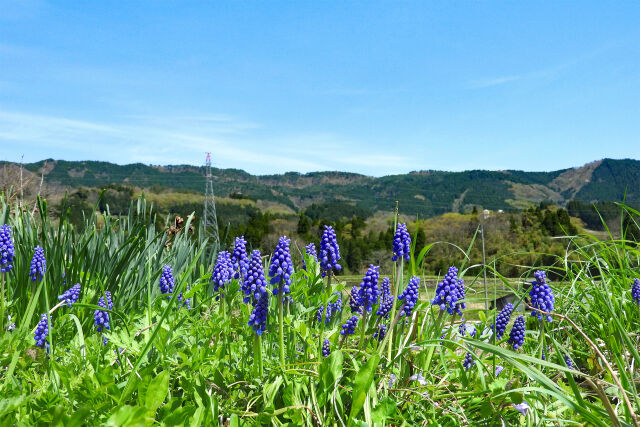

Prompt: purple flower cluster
[340,315,359,336]
[177,286,192,309]
[319,225,341,277]
[248,290,269,335]
[269,236,293,295]
[242,250,267,303]
[58,283,81,307]
[349,286,362,314]
[322,339,331,357]
[564,355,574,369]
[376,277,393,318]
[459,323,476,338]
[632,278,640,305]
[462,352,475,370]
[0,224,14,272]
[374,323,387,342]
[231,236,249,280]
[212,251,234,292]
[431,266,465,316]
[357,265,380,312]
[392,223,411,262]
[303,243,317,271]
[94,291,113,344]
[529,270,555,322]
[508,315,525,350]
[493,303,514,340]
[398,276,420,317]
[159,265,175,295]
[34,313,50,351]
[29,246,46,281]
[317,293,342,324]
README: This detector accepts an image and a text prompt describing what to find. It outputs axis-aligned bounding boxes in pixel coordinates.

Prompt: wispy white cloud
[0,109,410,175]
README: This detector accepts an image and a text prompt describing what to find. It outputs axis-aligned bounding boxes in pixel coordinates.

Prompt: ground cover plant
[1,196,640,426]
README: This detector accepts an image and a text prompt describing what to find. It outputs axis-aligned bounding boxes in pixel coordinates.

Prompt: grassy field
[1,196,640,425]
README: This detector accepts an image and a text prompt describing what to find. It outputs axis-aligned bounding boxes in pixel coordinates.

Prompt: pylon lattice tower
[203,152,220,249]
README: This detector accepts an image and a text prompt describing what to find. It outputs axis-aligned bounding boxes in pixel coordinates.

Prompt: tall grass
[0,195,639,426]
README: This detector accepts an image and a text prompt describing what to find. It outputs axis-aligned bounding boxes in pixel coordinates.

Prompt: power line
[204,153,220,251]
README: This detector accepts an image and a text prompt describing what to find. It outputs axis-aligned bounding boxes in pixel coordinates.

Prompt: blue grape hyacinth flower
[493,303,514,340]
[331,291,342,313]
[462,352,475,370]
[0,224,15,273]
[248,287,269,335]
[212,251,234,293]
[303,243,317,271]
[459,323,476,338]
[374,323,387,342]
[529,270,555,322]
[94,291,113,344]
[58,283,81,307]
[159,265,175,295]
[349,286,362,314]
[177,285,192,309]
[322,339,331,357]
[564,354,574,369]
[392,223,411,262]
[631,278,640,305]
[242,250,267,303]
[269,236,294,295]
[340,315,359,336]
[431,266,465,316]
[29,246,46,282]
[34,313,50,351]
[357,264,380,312]
[231,236,249,280]
[398,276,420,317]
[508,315,525,350]
[319,225,341,277]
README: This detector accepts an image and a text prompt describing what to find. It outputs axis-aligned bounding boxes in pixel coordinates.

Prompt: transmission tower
[203,152,220,249]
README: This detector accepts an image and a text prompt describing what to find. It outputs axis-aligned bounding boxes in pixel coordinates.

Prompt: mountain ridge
[2,157,639,218]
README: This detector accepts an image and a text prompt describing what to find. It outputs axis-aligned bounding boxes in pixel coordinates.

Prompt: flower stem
[254,333,263,377]
[278,282,285,368]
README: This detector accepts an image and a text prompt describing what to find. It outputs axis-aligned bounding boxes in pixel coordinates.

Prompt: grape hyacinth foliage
[34,313,50,351]
[29,246,46,282]
[319,225,341,277]
[632,278,640,305]
[431,266,465,316]
[340,315,359,336]
[269,236,293,295]
[303,243,317,271]
[392,223,411,262]
[508,315,526,350]
[356,264,380,312]
[231,236,249,280]
[398,276,420,317]
[159,265,175,296]
[0,224,15,272]
[529,270,555,322]
[58,284,81,307]
[493,303,514,340]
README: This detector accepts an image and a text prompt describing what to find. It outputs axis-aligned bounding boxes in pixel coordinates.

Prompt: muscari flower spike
[177,285,192,309]
[631,278,640,305]
[322,339,331,357]
[319,225,341,277]
[493,303,514,340]
[29,246,46,282]
[357,264,380,312]
[269,236,293,295]
[94,291,113,344]
[462,352,475,370]
[392,223,411,262]
[34,313,50,351]
[508,315,525,350]
[374,323,387,342]
[231,236,249,280]
[331,291,342,313]
[349,286,362,314]
[340,315,359,336]
[159,265,175,295]
[459,322,476,338]
[242,250,267,303]
[529,270,555,322]
[58,283,81,307]
[303,243,317,271]
[248,287,269,335]
[564,354,574,369]
[211,251,234,293]
[0,224,15,273]
[398,276,420,317]
[431,266,465,316]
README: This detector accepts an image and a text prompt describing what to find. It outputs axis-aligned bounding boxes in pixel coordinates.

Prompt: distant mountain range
[4,158,640,218]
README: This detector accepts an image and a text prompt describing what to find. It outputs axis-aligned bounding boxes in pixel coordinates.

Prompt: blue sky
[1,1,638,176]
